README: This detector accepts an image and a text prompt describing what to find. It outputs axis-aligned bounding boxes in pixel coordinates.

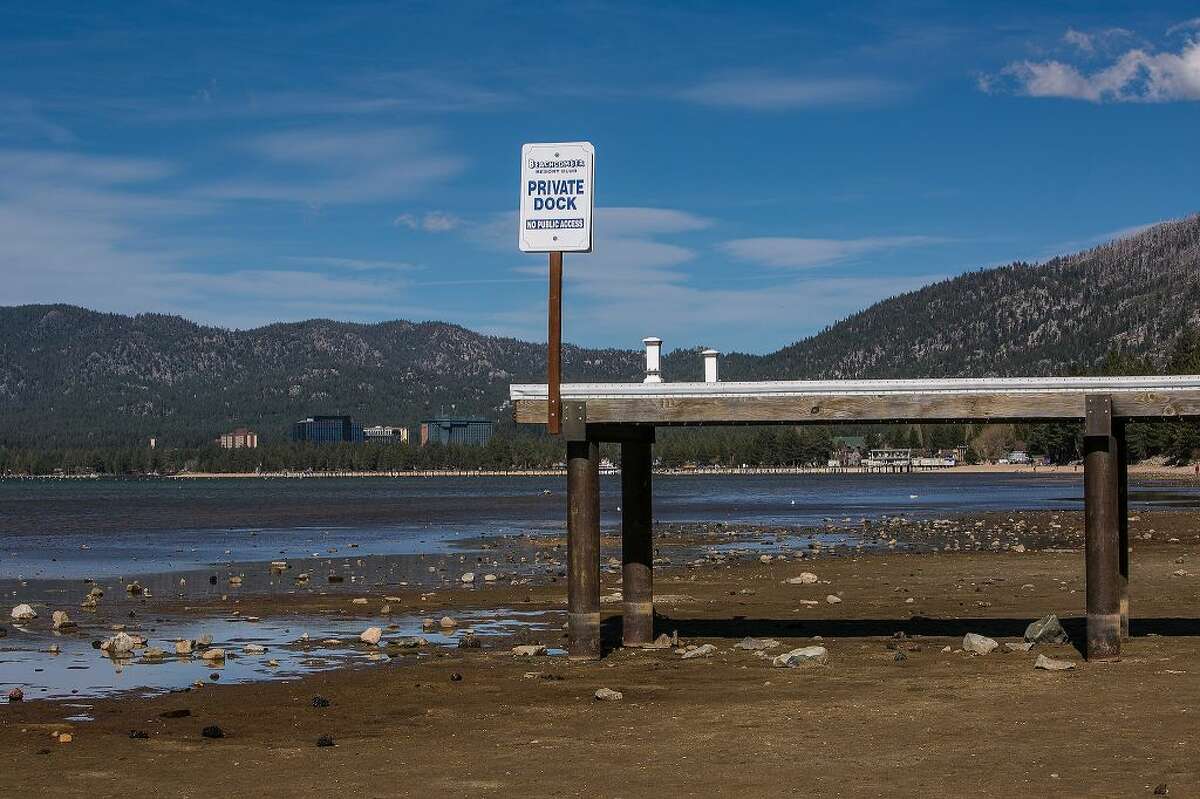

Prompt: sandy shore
[3,509,1199,797]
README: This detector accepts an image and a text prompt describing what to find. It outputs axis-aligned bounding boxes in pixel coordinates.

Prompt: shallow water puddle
[0,607,559,704]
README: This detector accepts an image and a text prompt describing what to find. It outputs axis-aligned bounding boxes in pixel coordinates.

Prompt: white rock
[460,572,476,583]
[51,610,76,630]
[594,688,623,701]
[244,644,267,654]
[1035,654,1076,671]
[962,632,999,655]
[175,639,194,655]
[772,646,829,668]
[101,631,139,656]
[10,604,36,622]
[735,637,781,651]
[512,645,548,657]
[826,594,843,604]
[439,616,457,629]
[200,648,226,662]
[360,627,382,645]
[681,643,717,659]
[785,572,819,585]
[483,574,498,582]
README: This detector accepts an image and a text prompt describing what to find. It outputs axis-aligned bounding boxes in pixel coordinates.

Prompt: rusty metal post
[567,438,600,659]
[1116,418,1130,641]
[621,436,654,646]
[1084,395,1121,661]
[547,251,563,435]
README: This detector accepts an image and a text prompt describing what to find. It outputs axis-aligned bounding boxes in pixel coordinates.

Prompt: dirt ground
[3,511,1200,798]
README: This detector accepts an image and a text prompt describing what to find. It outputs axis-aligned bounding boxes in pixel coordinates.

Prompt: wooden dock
[510,375,1200,661]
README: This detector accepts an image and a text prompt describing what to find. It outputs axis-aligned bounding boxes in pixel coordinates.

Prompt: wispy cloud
[720,235,948,269]
[202,127,465,206]
[394,210,462,232]
[983,25,1200,102]
[283,256,418,272]
[677,72,906,110]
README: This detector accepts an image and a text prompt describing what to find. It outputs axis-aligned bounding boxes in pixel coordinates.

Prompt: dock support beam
[567,439,601,659]
[621,437,654,646]
[1084,395,1121,661]
[1116,419,1130,640]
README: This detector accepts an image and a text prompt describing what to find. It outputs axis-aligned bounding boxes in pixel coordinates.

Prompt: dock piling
[621,435,654,646]
[567,439,601,659]
[1084,395,1121,661]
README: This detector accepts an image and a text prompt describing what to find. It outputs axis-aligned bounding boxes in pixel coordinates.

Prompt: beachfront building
[419,417,494,447]
[864,448,913,468]
[363,425,410,444]
[217,427,259,449]
[291,415,364,444]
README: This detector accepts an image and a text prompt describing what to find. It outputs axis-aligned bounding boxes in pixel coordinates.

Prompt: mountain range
[2,214,1198,448]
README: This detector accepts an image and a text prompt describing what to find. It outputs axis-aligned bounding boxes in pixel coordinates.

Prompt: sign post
[519,141,594,435]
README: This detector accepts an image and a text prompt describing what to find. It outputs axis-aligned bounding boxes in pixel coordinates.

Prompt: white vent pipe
[702,349,720,383]
[642,337,663,383]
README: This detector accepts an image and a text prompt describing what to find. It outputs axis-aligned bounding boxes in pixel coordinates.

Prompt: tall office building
[291,416,364,444]
[418,418,494,447]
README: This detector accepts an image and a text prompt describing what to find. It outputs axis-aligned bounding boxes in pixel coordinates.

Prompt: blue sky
[2,2,1198,353]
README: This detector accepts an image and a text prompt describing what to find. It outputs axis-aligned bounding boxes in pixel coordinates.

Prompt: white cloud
[989,31,1200,102]
[720,235,948,269]
[202,127,465,205]
[678,73,905,110]
[394,210,463,232]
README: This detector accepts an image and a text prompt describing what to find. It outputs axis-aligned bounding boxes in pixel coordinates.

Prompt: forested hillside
[2,215,1198,448]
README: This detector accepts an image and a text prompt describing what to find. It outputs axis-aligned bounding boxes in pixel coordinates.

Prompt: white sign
[518,141,594,253]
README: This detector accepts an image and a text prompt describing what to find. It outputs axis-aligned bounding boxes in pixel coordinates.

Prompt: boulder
[200,648,226,662]
[52,610,76,630]
[244,644,267,654]
[101,632,140,657]
[826,594,843,605]
[175,640,194,656]
[962,633,999,655]
[439,616,457,629]
[10,604,36,622]
[772,646,829,668]
[1024,614,1069,645]
[512,644,548,657]
[594,688,623,701]
[359,627,382,646]
[460,572,476,583]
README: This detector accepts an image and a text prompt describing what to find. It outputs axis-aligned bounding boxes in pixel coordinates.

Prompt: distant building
[865,448,912,467]
[218,427,259,449]
[363,425,410,444]
[1005,450,1032,464]
[831,435,867,466]
[419,417,494,447]
[292,415,364,444]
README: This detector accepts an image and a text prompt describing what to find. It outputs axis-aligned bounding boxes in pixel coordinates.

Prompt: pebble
[826,594,843,604]
[316,735,335,747]
[244,644,267,654]
[392,636,428,649]
[962,633,999,655]
[359,627,382,646]
[201,725,224,739]
[460,572,476,583]
[1034,654,1076,671]
[350,598,369,605]
[484,574,498,582]
[594,688,623,701]
[10,603,36,622]
[311,696,331,708]
[772,646,829,668]
[735,637,780,651]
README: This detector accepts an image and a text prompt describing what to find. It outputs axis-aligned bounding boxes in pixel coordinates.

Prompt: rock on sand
[1034,654,1076,671]
[594,688,623,701]
[1024,614,1070,645]
[963,633,999,655]
[772,646,828,668]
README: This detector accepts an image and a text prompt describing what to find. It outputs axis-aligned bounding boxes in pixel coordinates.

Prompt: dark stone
[201,725,224,739]
[1024,614,1070,645]
[1154,784,1168,795]
[209,673,220,681]
[316,735,335,747]
[457,634,481,649]
[160,708,191,719]
[327,575,344,583]
[449,672,463,682]
[129,730,149,739]
[311,696,331,708]
[893,651,908,664]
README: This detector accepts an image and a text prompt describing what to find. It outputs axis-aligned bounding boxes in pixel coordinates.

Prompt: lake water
[3,471,1199,581]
